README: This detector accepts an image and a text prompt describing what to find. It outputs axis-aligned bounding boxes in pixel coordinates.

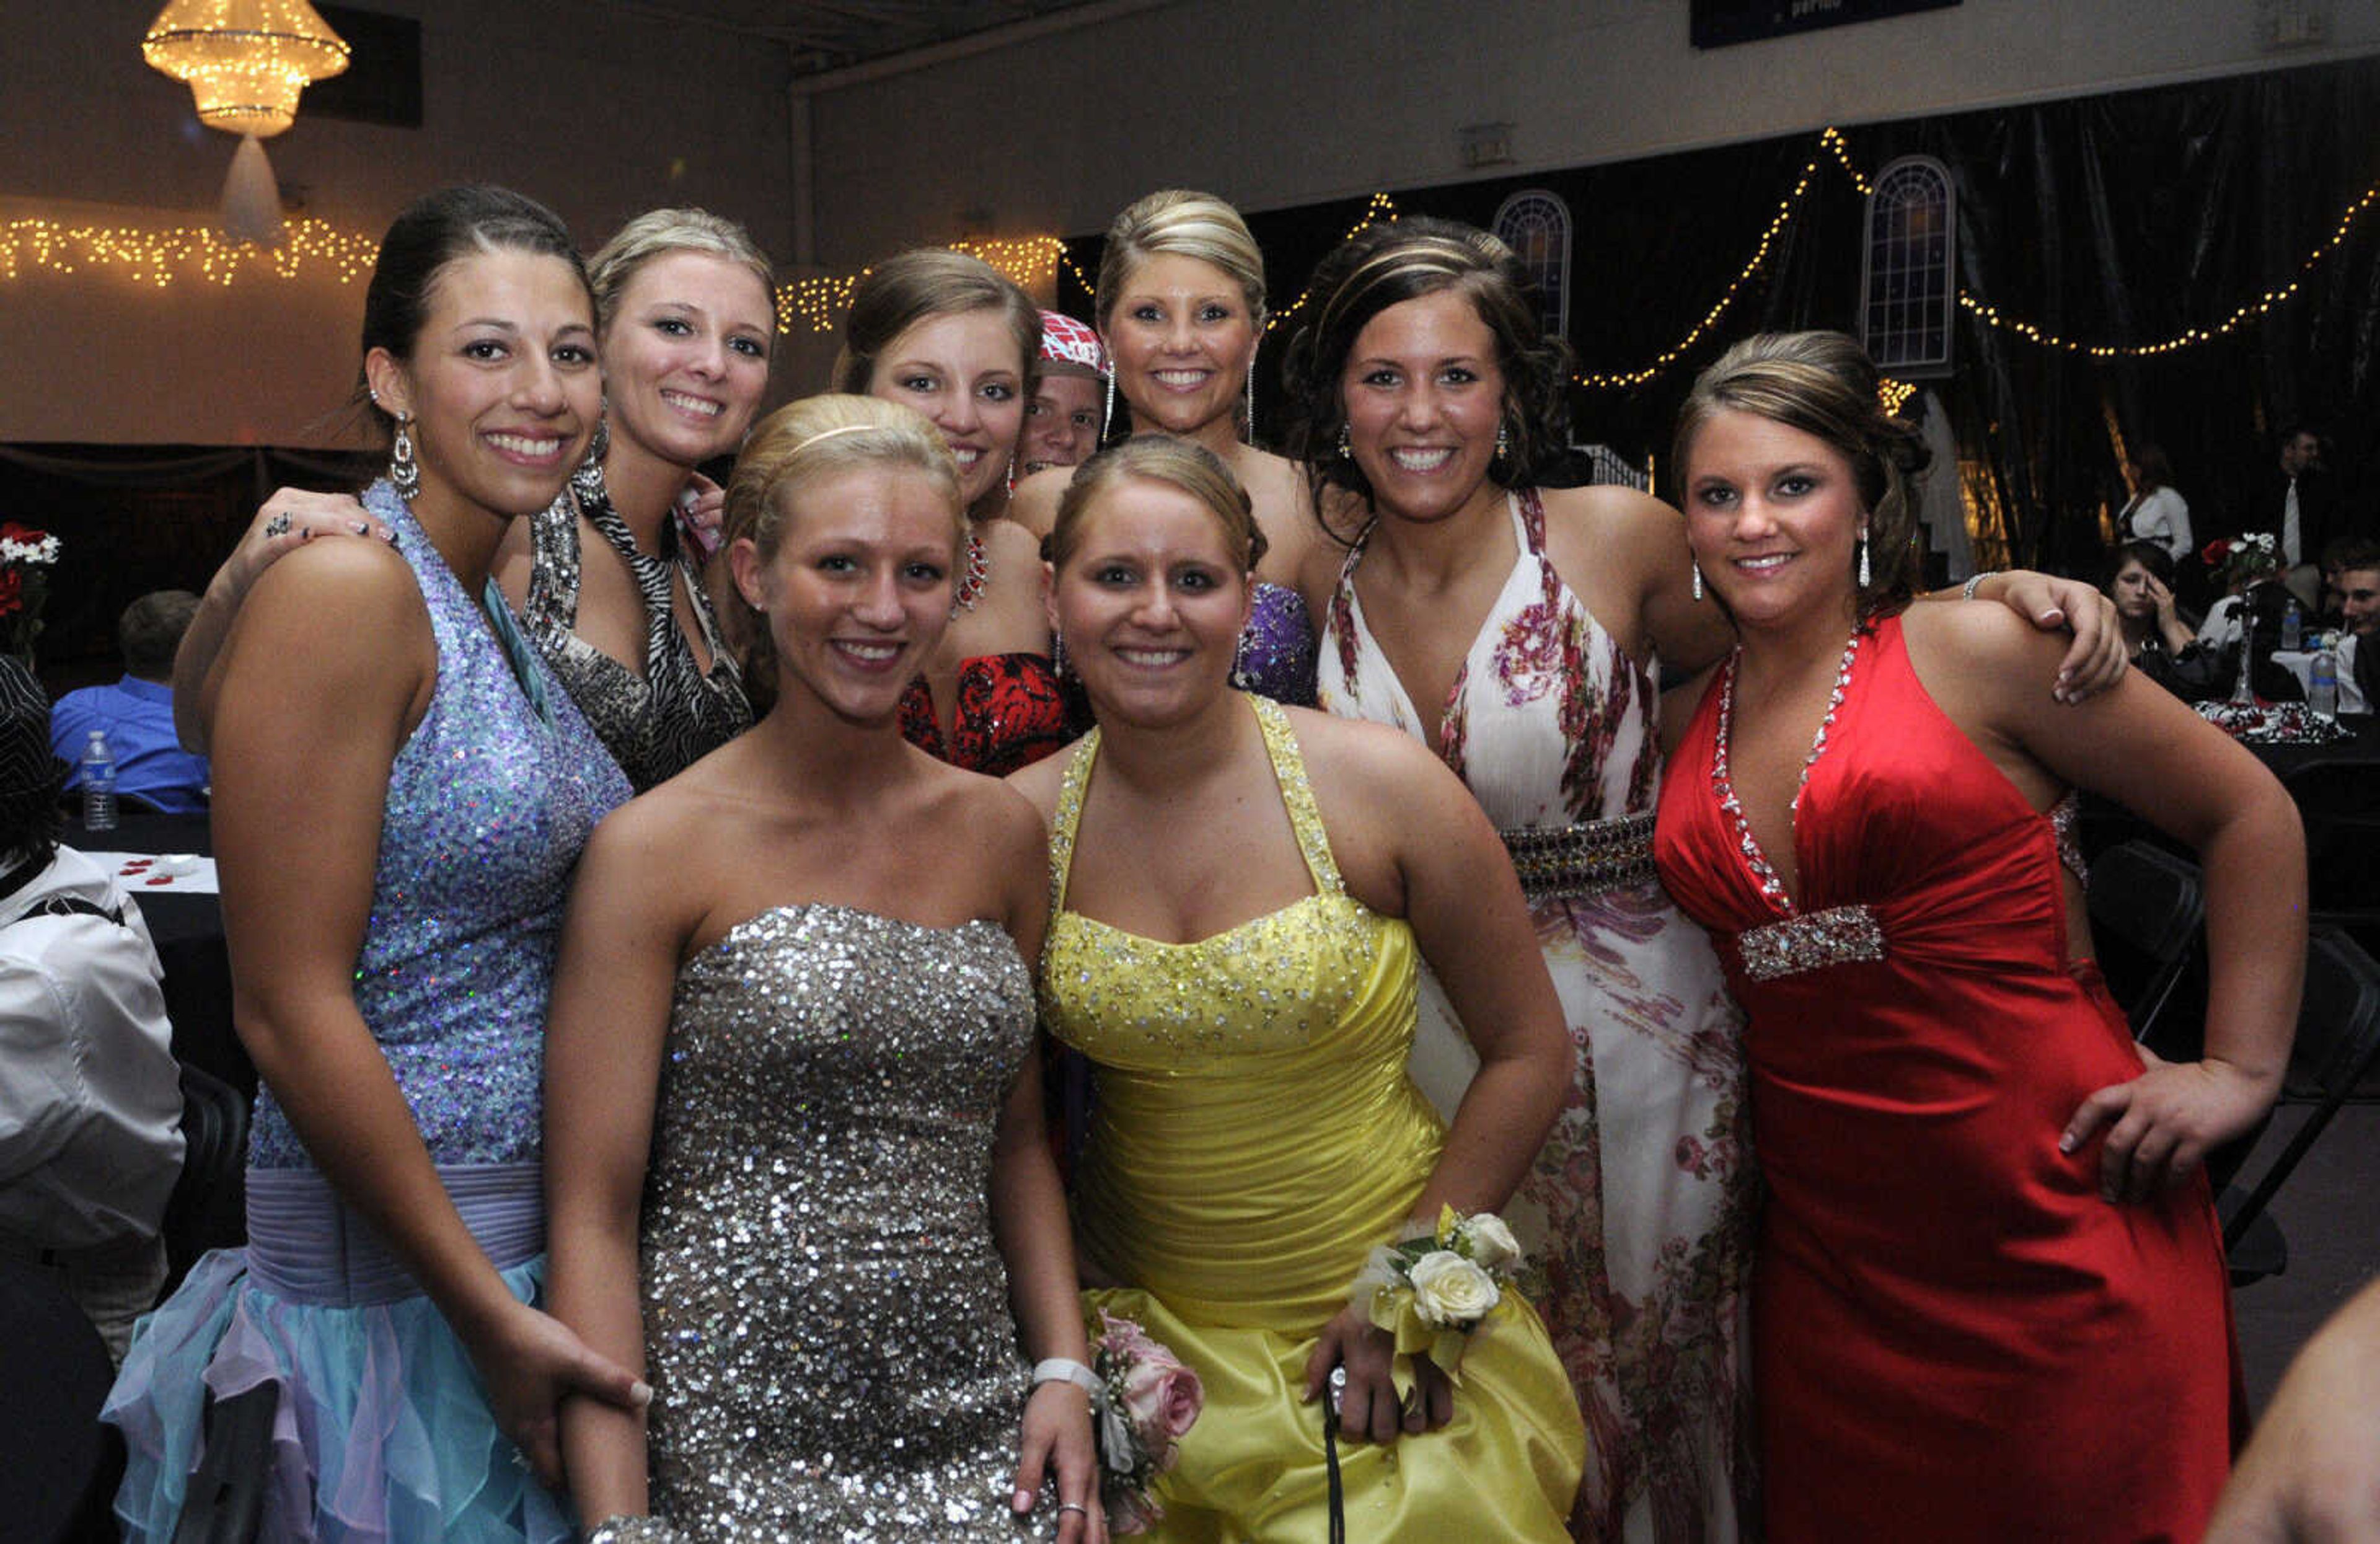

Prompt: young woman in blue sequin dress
[105,186,648,1541]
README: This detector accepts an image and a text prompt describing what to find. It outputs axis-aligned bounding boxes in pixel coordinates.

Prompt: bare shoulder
[978,516,1042,564]
[236,534,426,660]
[951,764,1054,865]
[1900,592,2055,670]
[1283,703,1444,800]
[1003,743,1074,825]
[1540,483,1685,563]
[1007,468,1069,539]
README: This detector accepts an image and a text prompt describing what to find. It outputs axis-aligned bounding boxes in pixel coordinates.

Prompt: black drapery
[0,445,377,683]
[1057,54,2380,580]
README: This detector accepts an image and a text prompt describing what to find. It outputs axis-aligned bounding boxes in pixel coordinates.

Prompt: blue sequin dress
[104,482,632,1543]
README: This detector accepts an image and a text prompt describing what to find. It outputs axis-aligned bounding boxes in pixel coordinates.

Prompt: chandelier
[141,0,350,139]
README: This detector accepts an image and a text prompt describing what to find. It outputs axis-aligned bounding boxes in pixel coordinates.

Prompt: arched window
[1859,156,1956,377]
[1492,190,1571,343]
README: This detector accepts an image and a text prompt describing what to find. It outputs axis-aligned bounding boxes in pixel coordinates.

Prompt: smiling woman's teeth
[1118,647,1184,666]
[1389,448,1455,472]
[1152,370,1207,389]
[487,432,560,457]
[661,390,721,418]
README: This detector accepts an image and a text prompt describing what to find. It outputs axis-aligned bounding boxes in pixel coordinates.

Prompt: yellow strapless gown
[1040,695,1587,1542]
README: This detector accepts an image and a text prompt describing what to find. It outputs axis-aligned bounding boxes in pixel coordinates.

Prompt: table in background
[62,810,251,1099]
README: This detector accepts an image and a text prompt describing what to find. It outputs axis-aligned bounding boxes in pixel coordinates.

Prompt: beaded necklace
[952,526,988,612]
[1711,625,1864,917]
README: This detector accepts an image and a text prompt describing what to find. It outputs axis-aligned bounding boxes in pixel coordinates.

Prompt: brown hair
[1672,330,1929,620]
[1279,216,1571,531]
[831,249,1039,397]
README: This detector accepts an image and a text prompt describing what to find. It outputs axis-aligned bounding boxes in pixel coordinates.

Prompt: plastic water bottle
[2281,597,2303,653]
[2309,632,2339,720]
[81,729,118,832]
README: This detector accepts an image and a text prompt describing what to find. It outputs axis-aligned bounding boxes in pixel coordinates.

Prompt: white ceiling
[594,0,1119,76]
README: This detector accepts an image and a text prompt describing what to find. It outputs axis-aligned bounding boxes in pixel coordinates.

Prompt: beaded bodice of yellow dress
[1039,694,1585,1541]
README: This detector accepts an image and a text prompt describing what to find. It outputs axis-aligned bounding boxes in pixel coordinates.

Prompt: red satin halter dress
[1654,615,2239,1543]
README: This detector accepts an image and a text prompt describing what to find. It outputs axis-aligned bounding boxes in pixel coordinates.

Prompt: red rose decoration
[0,570,23,618]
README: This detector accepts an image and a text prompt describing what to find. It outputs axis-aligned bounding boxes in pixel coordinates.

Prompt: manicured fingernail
[350,520,370,535]
[2058,1133,2075,1153]
[630,1380,653,1406]
[1013,1489,1034,1512]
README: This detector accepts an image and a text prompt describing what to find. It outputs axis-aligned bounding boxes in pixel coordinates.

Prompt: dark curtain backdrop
[0,446,377,686]
[1059,54,2380,580]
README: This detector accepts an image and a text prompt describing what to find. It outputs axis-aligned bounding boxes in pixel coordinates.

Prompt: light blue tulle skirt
[102,1163,573,1544]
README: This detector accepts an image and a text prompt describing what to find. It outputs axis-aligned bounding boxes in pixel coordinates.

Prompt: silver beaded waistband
[1737,904,1887,982]
[1499,813,1659,900]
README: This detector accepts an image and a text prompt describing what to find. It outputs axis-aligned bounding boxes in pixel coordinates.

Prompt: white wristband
[1031,1357,1101,1393]
[1962,570,2001,601]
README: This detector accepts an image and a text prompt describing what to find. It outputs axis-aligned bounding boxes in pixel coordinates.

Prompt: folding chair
[2220,925,2380,1286]
[2085,840,2205,1054]
[160,1062,249,1298]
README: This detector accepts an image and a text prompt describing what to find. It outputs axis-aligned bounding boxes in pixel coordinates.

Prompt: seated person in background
[53,590,210,813]
[2106,539,2223,700]
[0,656,185,1364]
[2334,539,2379,714]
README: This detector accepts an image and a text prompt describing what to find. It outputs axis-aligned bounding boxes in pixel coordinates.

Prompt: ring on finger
[1056,1502,1088,1516]
[263,511,294,538]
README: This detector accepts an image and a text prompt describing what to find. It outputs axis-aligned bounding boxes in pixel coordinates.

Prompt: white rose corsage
[1349,1206,1525,1382]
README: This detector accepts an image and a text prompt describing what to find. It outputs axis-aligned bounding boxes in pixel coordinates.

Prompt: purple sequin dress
[1232,582,1319,706]
[105,482,631,1543]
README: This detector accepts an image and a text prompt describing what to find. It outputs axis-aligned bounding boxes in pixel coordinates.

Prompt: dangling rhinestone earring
[390,413,421,503]
[1005,457,1016,499]
[1858,531,1872,589]
[1493,421,1512,468]
[1691,559,1705,602]
[1336,425,1352,459]
[1051,627,1069,679]
[584,396,610,467]
[1244,353,1257,443]
[1101,347,1116,444]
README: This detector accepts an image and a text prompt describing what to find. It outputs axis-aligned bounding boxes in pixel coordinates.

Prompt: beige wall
[8,1,2376,444]
[0,0,793,445]
[800,0,2380,257]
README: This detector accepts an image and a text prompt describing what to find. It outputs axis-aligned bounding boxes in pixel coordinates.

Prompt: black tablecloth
[62,810,252,1098]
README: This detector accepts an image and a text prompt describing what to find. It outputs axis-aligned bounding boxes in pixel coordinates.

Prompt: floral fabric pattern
[1318,489,1755,1543]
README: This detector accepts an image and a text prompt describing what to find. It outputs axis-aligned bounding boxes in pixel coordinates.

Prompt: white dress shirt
[0,847,184,1252]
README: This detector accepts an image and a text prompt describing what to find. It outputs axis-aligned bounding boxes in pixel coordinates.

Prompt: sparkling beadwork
[1230,581,1321,705]
[1737,903,1887,980]
[1040,696,1374,1064]
[951,525,989,612]
[1711,627,1864,917]
[1499,813,1658,900]
[2048,790,2087,888]
[640,906,1037,1540]
[246,482,631,1170]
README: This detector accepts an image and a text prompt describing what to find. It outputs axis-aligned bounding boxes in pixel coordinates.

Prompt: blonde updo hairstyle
[1045,435,1269,578]
[1672,330,1930,620]
[721,394,963,713]
[588,207,776,346]
[1095,190,1268,337]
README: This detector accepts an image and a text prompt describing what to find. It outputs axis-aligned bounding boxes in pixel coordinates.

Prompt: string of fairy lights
[4,129,2372,373]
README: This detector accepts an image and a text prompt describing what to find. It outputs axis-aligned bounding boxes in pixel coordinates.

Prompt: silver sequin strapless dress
[640,905,1039,1542]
